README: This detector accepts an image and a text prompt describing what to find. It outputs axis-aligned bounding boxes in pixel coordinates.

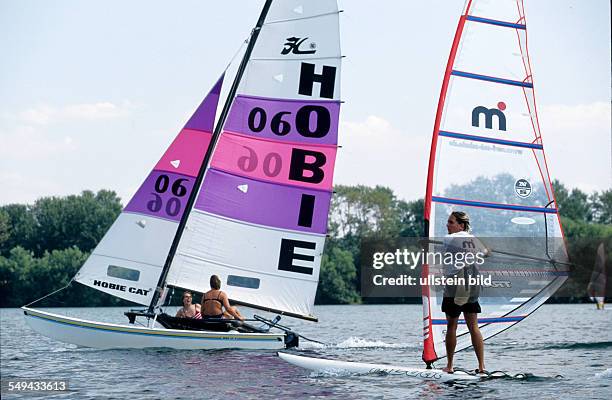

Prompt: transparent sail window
[107,265,141,282]
[227,275,261,289]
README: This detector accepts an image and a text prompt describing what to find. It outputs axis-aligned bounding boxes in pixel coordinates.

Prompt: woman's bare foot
[442,366,454,373]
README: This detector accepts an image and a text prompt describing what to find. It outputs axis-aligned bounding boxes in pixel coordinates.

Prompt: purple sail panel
[184,74,224,132]
[194,168,331,234]
[224,95,339,145]
[124,170,196,222]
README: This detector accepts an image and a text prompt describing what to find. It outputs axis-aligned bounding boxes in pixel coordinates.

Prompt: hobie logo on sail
[93,279,151,296]
[281,36,316,55]
[471,102,507,131]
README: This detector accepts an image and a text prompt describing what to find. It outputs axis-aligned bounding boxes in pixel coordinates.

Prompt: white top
[443,231,487,275]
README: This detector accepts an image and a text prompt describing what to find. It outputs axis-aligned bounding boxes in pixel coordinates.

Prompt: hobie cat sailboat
[23,0,343,350]
[280,0,570,379]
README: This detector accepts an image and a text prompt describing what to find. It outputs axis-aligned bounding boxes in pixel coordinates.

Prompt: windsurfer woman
[442,211,487,374]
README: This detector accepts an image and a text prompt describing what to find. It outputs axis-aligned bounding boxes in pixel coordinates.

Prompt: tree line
[1,181,610,307]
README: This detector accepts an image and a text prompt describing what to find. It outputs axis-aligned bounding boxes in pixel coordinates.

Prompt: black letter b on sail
[289,148,326,184]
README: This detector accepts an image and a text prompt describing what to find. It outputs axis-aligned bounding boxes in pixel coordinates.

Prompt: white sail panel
[453,20,526,80]
[441,78,536,143]
[238,58,341,100]
[265,0,339,23]
[75,213,178,305]
[469,0,522,22]
[433,139,551,206]
[166,210,323,317]
[253,12,341,60]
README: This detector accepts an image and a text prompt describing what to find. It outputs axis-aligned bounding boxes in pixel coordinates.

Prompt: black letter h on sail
[298,62,336,99]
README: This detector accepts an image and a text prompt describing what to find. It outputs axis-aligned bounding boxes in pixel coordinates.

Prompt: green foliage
[0,191,123,307]
[329,185,404,240]
[316,243,360,304]
[552,180,593,222]
[0,204,37,256]
[29,190,122,256]
[591,189,612,225]
[398,199,424,237]
[0,209,9,249]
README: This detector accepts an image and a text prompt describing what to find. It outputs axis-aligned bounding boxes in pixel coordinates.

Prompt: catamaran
[280,0,570,380]
[23,0,343,350]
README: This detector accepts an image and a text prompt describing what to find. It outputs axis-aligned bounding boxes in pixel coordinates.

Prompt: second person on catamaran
[201,275,245,320]
[442,211,488,374]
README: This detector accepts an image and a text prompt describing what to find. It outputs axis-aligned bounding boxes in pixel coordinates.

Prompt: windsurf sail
[76,0,342,321]
[422,0,570,364]
[587,243,607,307]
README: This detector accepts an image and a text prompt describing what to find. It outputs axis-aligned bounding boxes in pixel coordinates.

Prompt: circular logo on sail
[514,179,532,198]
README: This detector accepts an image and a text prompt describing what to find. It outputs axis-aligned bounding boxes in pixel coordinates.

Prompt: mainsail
[422,0,569,364]
[76,0,342,321]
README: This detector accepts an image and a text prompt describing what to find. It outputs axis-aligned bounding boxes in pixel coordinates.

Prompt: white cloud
[335,115,430,201]
[539,101,611,192]
[0,125,77,160]
[17,101,133,125]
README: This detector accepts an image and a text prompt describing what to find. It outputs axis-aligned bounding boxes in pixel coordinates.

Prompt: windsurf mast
[148,0,274,313]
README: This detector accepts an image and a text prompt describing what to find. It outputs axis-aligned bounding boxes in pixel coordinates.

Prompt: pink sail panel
[194,168,331,234]
[124,170,196,222]
[224,95,340,145]
[122,74,223,219]
[211,131,337,190]
[154,129,212,177]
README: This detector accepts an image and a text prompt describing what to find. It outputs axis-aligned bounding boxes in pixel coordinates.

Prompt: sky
[1,0,610,206]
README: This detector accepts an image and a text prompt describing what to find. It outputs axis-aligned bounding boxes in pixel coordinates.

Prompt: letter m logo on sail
[471,106,506,131]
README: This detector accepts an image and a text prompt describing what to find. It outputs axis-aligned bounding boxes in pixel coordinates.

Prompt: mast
[148,0,274,312]
[422,1,473,366]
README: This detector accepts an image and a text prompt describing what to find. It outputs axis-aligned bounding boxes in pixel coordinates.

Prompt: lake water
[1,304,611,399]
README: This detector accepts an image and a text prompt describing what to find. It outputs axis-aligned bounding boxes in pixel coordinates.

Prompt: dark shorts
[441,297,481,318]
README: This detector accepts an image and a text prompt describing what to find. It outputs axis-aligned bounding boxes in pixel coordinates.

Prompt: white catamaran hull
[278,353,479,382]
[23,307,285,350]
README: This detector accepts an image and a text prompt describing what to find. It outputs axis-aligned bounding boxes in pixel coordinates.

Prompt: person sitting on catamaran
[201,275,244,321]
[442,211,488,374]
[175,290,202,319]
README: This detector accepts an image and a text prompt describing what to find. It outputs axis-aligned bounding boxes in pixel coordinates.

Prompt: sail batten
[451,70,533,87]
[465,15,526,29]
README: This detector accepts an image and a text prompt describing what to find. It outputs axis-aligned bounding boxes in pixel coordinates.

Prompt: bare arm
[221,292,244,320]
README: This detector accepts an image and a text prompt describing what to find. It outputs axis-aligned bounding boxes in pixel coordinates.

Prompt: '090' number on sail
[147,175,189,217]
[247,105,331,138]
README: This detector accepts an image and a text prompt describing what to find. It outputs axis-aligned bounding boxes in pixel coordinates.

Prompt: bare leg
[464,312,485,372]
[227,306,244,320]
[444,315,458,373]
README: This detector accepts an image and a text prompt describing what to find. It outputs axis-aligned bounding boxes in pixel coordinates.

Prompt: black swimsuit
[202,292,224,319]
